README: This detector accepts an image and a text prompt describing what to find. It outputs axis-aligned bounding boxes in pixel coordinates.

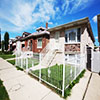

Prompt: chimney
[46,22,48,29]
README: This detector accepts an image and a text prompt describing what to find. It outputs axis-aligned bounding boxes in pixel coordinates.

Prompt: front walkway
[0,58,63,100]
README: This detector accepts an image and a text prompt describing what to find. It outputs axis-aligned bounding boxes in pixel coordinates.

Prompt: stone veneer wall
[65,44,80,53]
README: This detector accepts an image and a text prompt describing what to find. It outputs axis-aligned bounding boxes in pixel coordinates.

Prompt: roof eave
[48,17,89,32]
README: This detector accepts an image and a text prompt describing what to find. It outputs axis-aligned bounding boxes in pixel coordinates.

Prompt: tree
[2,40,4,52]
[4,32,9,51]
[0,28,1,49]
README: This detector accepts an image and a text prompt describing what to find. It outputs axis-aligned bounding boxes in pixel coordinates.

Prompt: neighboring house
[97,14,100,51]
[20,32,31,51]
[9,38,17,51]
[20,26,50,53]
[9,32,31,51]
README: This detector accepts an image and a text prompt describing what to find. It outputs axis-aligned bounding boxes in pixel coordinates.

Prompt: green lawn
[0,79,10,100]
[31,64,76,89]
[7,58,39,70]
[0,54,15,59]
[30,64,85,98]
[28,58,39,68]
[7,60,15,65]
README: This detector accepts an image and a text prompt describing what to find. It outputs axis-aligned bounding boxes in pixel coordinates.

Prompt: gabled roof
[97,14,100,42]
[48,17,95,42]
[21,30,50,41]
[22,32,31,35]
[36,27,46,31]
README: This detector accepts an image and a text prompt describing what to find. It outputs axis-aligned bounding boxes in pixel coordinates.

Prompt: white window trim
[55,31,60,42]
[65,28,80,44]
[37,38,42,48]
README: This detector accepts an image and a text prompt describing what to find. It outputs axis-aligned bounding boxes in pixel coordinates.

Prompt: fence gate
[92,51,100,73]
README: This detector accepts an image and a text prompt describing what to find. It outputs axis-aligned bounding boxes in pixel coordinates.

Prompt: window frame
[37,38,42,48]
[65,28,80,44]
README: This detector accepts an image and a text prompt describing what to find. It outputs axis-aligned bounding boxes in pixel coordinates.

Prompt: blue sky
[0,0,100,45]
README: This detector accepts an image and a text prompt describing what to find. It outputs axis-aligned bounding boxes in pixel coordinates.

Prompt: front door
[87,46,92,71]
[55,32,60,49]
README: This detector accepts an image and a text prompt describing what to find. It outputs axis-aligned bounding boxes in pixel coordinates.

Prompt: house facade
[47,17,95,65]
[9,32,31,51]
[20,27,50,53]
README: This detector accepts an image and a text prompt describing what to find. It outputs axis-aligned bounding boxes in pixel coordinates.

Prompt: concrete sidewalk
[0,58,63,100]
[84,73,100,100]
[67,70,91,100]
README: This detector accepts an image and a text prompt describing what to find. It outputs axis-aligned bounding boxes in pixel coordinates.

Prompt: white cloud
[95,36,98,39]
[62,0,92,15]
[48,22,53,24]
[0,0,94,33]
[92,15,97,23]
[0,0,56,32]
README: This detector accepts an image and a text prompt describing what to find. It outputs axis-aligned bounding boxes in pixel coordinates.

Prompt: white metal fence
[15,49,86,97]
[15,52,39,71]
[28,54,86,97]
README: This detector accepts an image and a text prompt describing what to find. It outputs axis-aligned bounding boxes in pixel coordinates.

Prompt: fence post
[91,49,93,72]
[15,54,17,66]
[62,53,65,97]
[21,57,23,68]
[39,53,41,82]
[74,55,77,78]
[26,57,28,71]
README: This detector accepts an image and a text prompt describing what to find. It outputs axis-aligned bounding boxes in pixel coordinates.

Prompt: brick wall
[65,44,80,53]
[24,35,49,53]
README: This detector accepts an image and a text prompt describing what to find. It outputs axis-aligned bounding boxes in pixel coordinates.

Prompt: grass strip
[0,79,10,100]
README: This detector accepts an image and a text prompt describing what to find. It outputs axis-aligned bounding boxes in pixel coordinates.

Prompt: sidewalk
[84,73,100,100]
[67,70,91,100]
[0,58,63,100]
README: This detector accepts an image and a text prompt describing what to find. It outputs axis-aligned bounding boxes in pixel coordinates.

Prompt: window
[77,28,80,42]
[69,54,75,63]
[30,40,32,51]
[55,32,60,42]
[22,44,25,48]
[69,32,76,42]
[65,54,80,64]
[65,28,80,43]
[65,33,68,42]
[37,38,42,48]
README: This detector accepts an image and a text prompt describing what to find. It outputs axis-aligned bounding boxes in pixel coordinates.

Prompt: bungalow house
[9,32,31,51]
[97,14,100,51]
[20,25,50,53]
[40,17,95,67]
